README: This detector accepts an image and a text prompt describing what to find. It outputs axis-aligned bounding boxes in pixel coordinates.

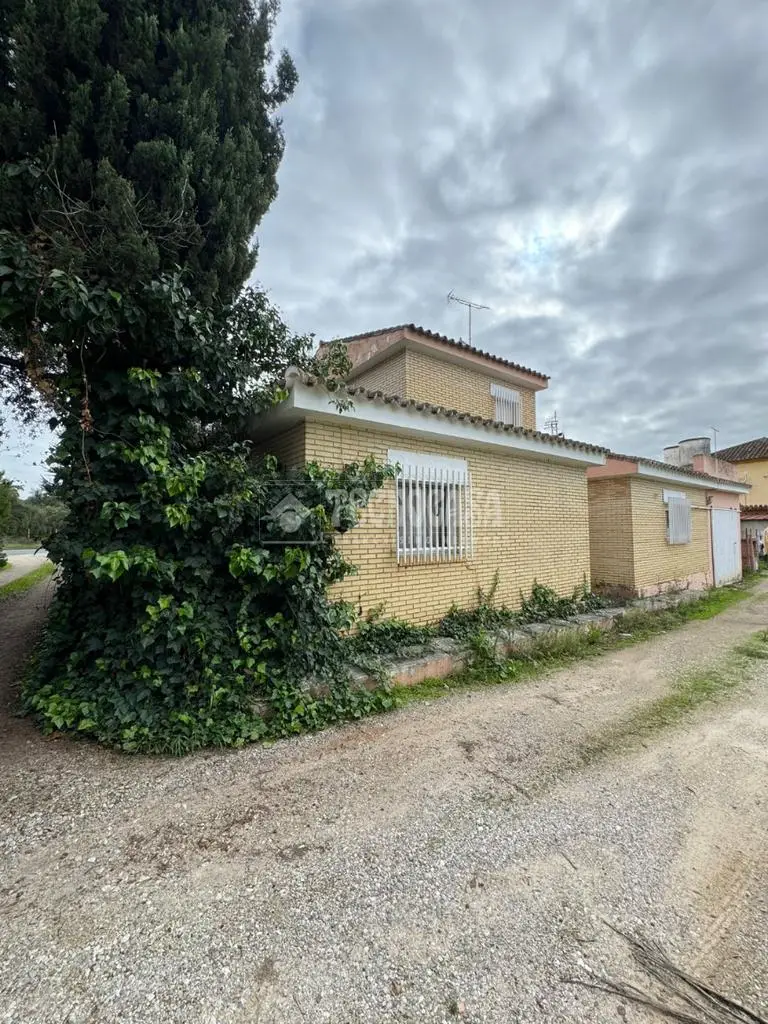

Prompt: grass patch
[576,629,768,765]
[392,577,768,710]
[0,561,55,600]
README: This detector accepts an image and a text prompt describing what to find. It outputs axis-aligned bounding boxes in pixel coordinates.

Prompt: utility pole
[447,291,490,344]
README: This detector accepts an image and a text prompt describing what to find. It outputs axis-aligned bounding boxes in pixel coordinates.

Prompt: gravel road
[1,582,767,1024]
[0,549,48,587]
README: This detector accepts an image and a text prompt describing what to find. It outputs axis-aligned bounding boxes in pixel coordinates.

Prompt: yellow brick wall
[251,424,306,468]
[735,459,768,505]
[403,349,537,428]
[353,351,407,396]
[303,419,590,624]
[629,477,711,590]
[588,477,635,589]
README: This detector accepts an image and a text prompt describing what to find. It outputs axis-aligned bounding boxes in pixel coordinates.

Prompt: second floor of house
[319,324,549,431]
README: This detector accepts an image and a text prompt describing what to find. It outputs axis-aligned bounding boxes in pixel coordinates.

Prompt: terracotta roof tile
[608,450,748,489]
[741,505,768,520]
[301,375,605,456]
[332,324,549,382]
[712,437,768,463]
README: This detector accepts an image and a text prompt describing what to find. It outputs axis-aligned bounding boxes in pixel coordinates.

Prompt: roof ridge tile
[330,323,549,382]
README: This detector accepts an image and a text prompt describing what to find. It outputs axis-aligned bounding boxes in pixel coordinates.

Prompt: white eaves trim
[257,377,605,468]
[636,461,751,494]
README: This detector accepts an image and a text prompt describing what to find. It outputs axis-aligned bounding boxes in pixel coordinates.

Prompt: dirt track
[1,582,767,1023]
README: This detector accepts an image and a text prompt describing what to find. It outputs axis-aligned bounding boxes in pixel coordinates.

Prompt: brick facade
[353,351,407,398]
[588,477,635,589]
[301,420,590,624]
[629,478,712,594]
[588,476,714,596]
[252,424,305,468]
[353,348,537,429]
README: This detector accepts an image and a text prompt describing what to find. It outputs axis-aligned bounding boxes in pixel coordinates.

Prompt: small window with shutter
[490,383,522,426]
[664,490,692,544]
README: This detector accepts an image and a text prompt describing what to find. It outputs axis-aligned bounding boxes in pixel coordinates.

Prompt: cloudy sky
[3,0,767,491]
[256,0,768,448]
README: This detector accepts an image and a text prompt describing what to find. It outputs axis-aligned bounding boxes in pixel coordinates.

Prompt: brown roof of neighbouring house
[712,437,768,463]
[741,505,768,520]
[607,451,749,489]
[332,324,550,382]
[299,374,606,457]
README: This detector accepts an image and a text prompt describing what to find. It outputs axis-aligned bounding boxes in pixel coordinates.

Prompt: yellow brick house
[587,454,750,597]
[252,324,606,625]
[712,437,768,505]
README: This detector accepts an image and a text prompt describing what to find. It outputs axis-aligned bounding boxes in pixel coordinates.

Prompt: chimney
[677,436,711,466]
[663,445,680,466]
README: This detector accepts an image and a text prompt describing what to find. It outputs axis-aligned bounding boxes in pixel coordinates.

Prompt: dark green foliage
[2,486,67,545]
[438,602,517,641]
[518,578,605,624]
[438,571,517,641]
[0,237,393,751]
[24,436,395,752]
[0,471,15,566]
[0,2,397,754]
[348,609,438,663]
[0,0,295,307]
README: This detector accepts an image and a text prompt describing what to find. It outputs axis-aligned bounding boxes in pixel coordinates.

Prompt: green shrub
[348,609,437,662]
[438,571,517,641]
[518,577,604,623]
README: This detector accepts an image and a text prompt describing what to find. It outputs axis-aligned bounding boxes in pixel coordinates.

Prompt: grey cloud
[4,0,767,490]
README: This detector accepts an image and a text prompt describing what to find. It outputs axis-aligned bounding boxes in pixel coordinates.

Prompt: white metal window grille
[664,491,692,545]
[490,382,522,426]
[389,451,472,563]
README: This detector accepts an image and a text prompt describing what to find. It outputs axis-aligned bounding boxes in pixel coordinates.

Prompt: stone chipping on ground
[1,582,767,1023]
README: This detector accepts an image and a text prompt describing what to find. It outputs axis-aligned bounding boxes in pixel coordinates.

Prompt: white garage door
[711,508,742,586]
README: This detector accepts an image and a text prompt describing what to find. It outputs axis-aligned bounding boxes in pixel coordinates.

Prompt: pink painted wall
[637,572,711,598]
[706,490,742,510]
[586,457,637,479]
[691,454,742,482]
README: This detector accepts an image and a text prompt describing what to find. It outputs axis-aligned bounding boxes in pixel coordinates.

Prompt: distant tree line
[0,472,66,545]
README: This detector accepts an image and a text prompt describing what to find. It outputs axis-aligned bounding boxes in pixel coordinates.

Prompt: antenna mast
[544,410,561,436]
[447,290,490,344]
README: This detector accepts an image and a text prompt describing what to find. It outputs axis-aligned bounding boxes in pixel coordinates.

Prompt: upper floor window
[490,383,522,426]
[664,489,692,544]
[389,450,473,563]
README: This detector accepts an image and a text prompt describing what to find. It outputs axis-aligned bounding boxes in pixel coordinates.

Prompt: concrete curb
[371,588,712,689]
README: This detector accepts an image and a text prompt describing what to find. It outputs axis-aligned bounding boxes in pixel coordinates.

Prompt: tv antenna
[544,410,561,436]
[710,426,719,453]
[447,290,490,344]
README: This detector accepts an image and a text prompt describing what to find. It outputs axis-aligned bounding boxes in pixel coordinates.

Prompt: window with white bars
[389,450,473,563]
[490,382,522,426]
[664,490,692,544]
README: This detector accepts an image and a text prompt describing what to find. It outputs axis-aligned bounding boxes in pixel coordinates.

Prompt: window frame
[663,489,692,545]
[388,450,473,563]
[490,382,523,426]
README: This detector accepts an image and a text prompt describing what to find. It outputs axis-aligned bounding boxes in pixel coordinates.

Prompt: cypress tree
[0,0,297,306]
[0,2,392,753]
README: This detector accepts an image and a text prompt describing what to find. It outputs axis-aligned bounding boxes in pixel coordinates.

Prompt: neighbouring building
[711,437,768,505]
[252,324,606,625]
[587,452,750,597]
[740,506,768,549]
